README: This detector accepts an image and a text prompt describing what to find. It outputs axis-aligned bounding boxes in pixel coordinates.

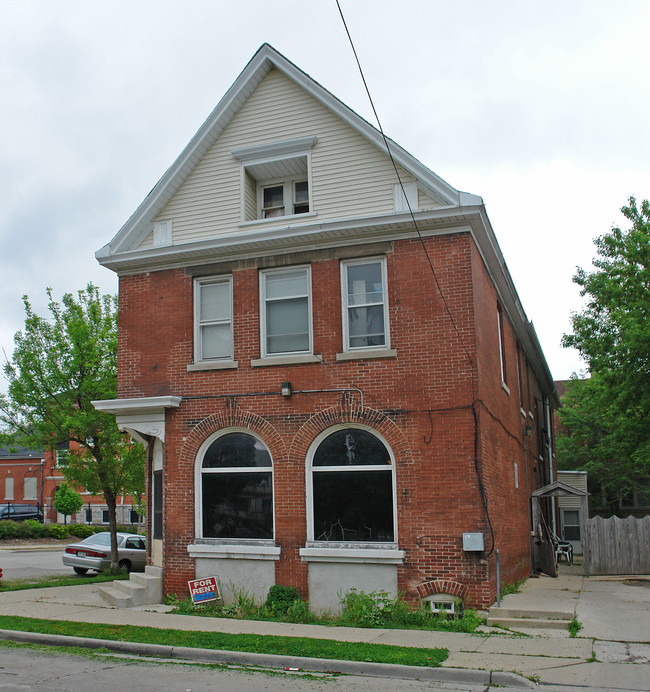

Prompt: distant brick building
[94,45,558,610]
[0,443,141,526]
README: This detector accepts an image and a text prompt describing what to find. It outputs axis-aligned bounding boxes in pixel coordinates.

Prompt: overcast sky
[1,0,649,393]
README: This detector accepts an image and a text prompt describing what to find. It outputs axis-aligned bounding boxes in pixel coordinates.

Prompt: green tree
[0,284,145,567]
[559,197,650,506]
[53,482,84,526]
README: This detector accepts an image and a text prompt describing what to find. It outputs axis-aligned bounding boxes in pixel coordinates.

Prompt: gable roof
[0,445,44,460]
[96,43,479,263]
[532,480,590,498]
[95,44,559,408]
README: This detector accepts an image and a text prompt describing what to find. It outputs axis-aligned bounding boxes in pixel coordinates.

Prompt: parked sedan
[62,532,146,574]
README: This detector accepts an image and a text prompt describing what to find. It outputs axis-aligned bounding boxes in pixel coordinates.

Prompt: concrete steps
[99,566,163,609]
[487,605,574,630]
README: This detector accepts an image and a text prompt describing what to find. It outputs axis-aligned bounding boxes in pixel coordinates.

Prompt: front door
[560,508,582,555]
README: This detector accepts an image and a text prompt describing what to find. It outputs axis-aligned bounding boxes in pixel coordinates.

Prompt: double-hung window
[261,179,310,219]
[341,258,389,351]
[260,266,312,357]
[195,277,233,362]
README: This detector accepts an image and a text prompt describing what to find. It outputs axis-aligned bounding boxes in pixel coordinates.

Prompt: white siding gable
[145,69,443,249]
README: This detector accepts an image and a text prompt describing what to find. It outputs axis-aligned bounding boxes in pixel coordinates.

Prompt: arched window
[200,431,273,539]
[309,427,395,543]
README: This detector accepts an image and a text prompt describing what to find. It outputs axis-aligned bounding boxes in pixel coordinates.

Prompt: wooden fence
[583,515,650,576]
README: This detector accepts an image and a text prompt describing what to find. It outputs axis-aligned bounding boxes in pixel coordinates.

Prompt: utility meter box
[462,532,485,552]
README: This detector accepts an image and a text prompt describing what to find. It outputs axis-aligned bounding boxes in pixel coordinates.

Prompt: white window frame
[560,508,581,542]
[260,265,312,358]
[497,303,510,393]
[194,428,275,542]
[422,594,459,615]
[4,477,14,500]
[194,276,233,363]
[258,177,310,219]
[341,257,390,353]
[305,424,398,547]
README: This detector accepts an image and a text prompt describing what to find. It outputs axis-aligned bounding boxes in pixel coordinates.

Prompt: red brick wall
[470,239,549,593]
[117,232,550,607]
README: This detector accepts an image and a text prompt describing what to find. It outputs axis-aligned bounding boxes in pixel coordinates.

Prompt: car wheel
[73,567,88,575]
[118,559,132,572]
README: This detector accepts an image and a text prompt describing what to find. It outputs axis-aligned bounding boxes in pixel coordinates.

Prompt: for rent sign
[188,576,220,605]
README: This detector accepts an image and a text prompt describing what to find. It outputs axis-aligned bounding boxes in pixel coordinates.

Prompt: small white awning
[92,396,181,444]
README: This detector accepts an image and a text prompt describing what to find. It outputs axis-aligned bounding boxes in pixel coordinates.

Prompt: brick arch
[289,400,414,465]
[179,400,287,467]
[417,579,469,600]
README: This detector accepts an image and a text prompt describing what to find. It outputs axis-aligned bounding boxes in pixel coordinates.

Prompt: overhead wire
[334,0,495,557]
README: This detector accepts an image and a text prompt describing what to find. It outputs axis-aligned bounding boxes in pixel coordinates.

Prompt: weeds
[569,618,583,638]
[168,585,482,633]
[499,558,529,597]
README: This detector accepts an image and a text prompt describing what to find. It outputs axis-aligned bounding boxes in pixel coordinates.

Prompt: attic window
[233,137,316,222]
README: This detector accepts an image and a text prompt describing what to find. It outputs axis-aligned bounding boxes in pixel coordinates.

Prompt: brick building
[0,443,141,526]
[94,45,558,610]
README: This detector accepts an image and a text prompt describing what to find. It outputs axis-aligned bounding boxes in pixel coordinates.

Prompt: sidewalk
[0,562,648,690]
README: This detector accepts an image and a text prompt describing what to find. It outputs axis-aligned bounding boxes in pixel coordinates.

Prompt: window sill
[238,211,317,228]
[187,360,238,372]
[336,348,397,362]
[251,354,322,367]
[187,542,281,561]
[300,545,404,564]
[520,407,526,419]
[501,381,511,396]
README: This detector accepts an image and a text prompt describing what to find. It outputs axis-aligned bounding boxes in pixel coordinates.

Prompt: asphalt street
[0,647,494,692]
[0,546,68,580]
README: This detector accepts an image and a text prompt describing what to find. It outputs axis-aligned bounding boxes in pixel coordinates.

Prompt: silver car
[62,531,146,574]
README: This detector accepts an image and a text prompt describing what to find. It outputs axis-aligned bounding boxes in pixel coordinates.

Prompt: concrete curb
[0,628,535,687]
[0,545,66,552]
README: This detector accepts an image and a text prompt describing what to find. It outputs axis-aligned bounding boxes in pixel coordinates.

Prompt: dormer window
[233,137,316,222]
[262,180,309,219]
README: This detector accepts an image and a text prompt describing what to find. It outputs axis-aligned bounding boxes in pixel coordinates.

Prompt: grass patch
[0,571,128,592]
[0,615,447,667]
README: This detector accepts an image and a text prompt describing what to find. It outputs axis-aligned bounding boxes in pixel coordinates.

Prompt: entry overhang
[92,396,182,444]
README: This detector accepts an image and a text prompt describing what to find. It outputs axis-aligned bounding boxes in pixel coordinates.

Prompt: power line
[335,0,494,556]
[335,0,476,402]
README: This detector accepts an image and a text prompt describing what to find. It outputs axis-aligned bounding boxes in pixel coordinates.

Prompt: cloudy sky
[1,0,649,391]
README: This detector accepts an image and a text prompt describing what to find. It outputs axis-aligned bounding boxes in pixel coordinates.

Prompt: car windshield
[80,533,112,546]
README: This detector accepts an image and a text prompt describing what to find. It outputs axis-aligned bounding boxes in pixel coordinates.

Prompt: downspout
[39,458,44,514]
[523,425,533,574]
[545,397,557,535]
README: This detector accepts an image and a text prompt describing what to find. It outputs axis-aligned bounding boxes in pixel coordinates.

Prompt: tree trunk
[104,488,119,570]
